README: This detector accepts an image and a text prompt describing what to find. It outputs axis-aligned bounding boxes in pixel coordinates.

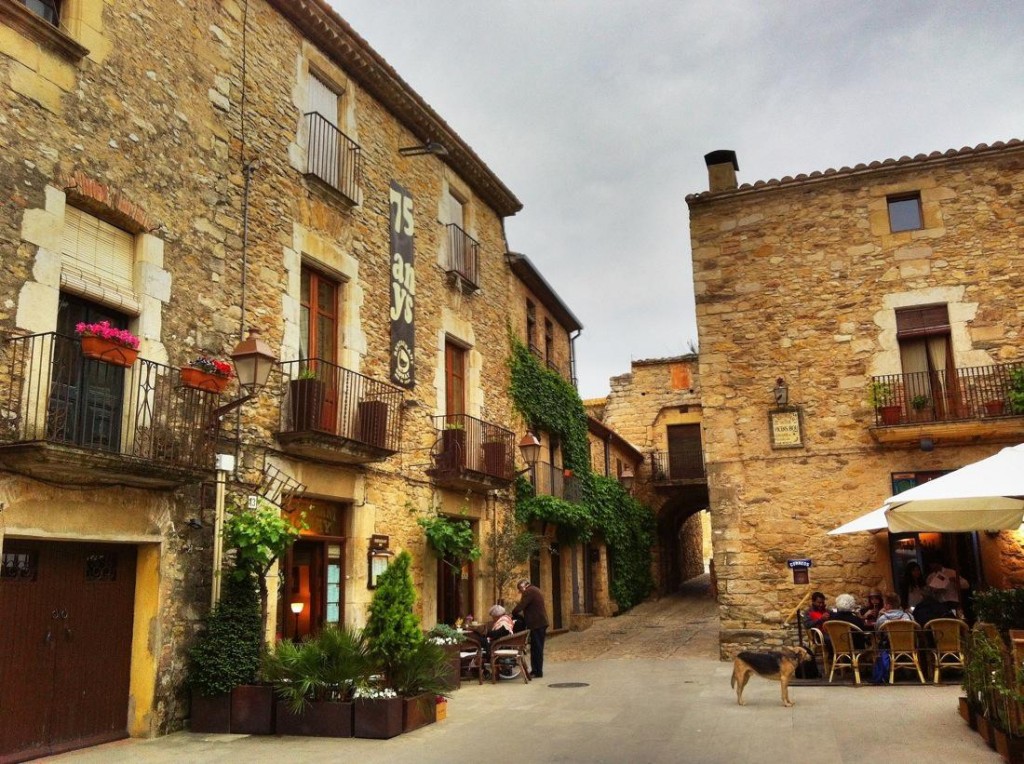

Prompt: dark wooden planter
[230,684,274,735]
[275,700,353,737]
[353,697,404,739]
[979,713,997,750]
[439,645,462,691]
[190,689,231,733]
[402,693,437,733]
[995,727,1024,763]
[439,429,466,470]
[482,441,508,478]
[959,697,977,730]
[357,400,389,447]
[289,378,326,432]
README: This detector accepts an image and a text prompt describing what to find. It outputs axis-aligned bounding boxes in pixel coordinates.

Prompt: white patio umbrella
[828,444,1024,535]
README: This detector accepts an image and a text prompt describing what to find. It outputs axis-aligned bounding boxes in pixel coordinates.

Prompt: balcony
[651,446,706,484]
[304,111,362,205]
[869,363,1024,446]
[445,223,480,291]
[277,359,403,464]
[426,414,515,491]
[0,332,218,487]
[530,461,583,502]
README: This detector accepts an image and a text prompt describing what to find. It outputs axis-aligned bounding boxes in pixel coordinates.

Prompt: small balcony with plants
[444,224,480,292]
[426,413,515,491]
[304,111,362,205]
[529,461,583,503]
[277,358,403,464]
[868,362,1024,445]
[0,330,220,487]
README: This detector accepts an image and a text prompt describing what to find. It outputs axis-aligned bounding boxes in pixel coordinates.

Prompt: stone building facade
[687,141,1024,655]
[0,0,576,755]
[590,356,708,594]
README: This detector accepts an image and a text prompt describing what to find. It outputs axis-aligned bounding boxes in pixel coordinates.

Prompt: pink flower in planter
[75,320,140,349]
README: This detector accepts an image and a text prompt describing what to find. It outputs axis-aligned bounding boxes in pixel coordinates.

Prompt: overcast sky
[329,1,1024,400]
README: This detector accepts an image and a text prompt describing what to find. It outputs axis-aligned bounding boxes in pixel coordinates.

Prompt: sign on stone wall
[768,408,803,449]
[389,181,415,388]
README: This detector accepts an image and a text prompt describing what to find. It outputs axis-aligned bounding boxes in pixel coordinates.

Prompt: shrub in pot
[390,640,451,732]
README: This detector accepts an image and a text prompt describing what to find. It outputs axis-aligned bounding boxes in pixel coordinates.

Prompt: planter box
[190,690,231,733]
[231,684,274,735]
[275,700,353,737]
[959,697,977,730]
[439,647,462,691]
[482,441,508,478]
[181,367,230,393]
[289,378,326,432]
[985,400,1007,417]
[878,405,902,425]
[353,697,404,739]
[403,693,437,733]
[439,429,466,470]
[357,400,389,448]
[979,713,998,750]
[81,336,138,367]
[994,727,1024,763]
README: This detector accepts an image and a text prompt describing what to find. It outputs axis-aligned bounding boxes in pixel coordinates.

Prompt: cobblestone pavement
[547,574,719,662]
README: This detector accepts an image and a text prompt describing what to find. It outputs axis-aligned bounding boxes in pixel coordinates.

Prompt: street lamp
[619,465,635,493]
[516,432,542,475]
[290,601,304,639]
[230,328,277,395]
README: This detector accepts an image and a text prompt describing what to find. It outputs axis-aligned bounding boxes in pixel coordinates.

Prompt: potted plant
[868,381,903,425]
[181,355,234,393]
[482,435,509,478]
[289,367,326,432]
[263,625,369,737]
[356,396,389,448]
[439,421,466,469]
[351,685,403,739]
[1009,368,1024,415]
[390,640,450,733]
[188,574,262,733]
[984,399,1007,417]
[426,623,464,691]
[909,394,931,421]
[75,320,140,367]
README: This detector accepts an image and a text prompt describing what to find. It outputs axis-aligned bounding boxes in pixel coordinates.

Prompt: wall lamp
[398,141,448,157]
[210,328,279,423]
[514,432,542,476]
[619,465,635,493]
[772,377,789,407]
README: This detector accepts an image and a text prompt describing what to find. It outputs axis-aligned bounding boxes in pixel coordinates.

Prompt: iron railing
[870,362,1024,426]
[445,223,480,288]
[279,358,403,452]
[430,413,514,481]
[0,332,217,470]
[531,461,583,502]
[304,111,362,204]
[651,445,705,481]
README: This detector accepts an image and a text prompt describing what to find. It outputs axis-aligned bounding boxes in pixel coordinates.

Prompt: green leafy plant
[262,625,371,713]
[868,381,899,408]
[975,588,1024,633]
[910,394,929,411]
[189,574,262,697]
[418,515,482,570]
[388,640,452,698]
[488,505,540,604]
[1008,368,1024,414]
[223,497,304,638]
[364,551,424,686]
[296,367,319,380]
[425,623,462,646]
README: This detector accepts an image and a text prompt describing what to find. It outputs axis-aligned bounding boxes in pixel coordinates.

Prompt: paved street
[51,579,996,764]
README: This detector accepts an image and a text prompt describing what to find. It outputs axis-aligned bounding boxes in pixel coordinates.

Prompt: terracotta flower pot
[878,405,902,425]
[985,399,1006,417]
[181,367,230,393]
[80,336,139,368]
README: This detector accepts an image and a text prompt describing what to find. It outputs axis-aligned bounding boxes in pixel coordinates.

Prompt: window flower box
[76,321,140,368]
[181,356,233,393]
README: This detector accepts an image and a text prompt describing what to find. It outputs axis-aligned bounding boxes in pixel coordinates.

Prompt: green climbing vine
[508,336,655,610]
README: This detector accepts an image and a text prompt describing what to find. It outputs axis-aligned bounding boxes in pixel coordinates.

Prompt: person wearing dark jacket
[512,578,549,678]
[913,587,957,627]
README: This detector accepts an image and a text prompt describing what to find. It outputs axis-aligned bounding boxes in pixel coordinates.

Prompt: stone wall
[687,143,1024,655]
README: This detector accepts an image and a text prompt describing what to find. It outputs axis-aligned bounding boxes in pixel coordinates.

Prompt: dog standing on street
[730,646,811,707]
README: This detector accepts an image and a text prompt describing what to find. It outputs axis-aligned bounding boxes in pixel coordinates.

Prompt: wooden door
[0,540,136,761]
[549,548,563,630]
[300,267,339,433]
[444,341,466,419]
[667,424,702,479]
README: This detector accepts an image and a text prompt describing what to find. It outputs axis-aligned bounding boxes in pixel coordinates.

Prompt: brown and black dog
[730,646,811,707]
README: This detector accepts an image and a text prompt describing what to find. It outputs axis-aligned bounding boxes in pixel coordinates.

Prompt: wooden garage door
[0,541,137,763]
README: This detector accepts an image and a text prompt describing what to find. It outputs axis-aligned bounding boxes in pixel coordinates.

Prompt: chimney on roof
[704,150,739,192]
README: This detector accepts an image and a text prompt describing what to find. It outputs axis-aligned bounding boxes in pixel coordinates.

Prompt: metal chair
[488,630,531,684]
[823,620,871,684]
[458,631,484,685]
[879,620,925,683]
[926,618,968,684]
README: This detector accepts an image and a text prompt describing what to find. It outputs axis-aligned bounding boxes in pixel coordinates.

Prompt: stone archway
[655,486,709,594]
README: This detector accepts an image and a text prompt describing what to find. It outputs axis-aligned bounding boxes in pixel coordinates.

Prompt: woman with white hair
[831,594,866,630]
[486,604,515,642]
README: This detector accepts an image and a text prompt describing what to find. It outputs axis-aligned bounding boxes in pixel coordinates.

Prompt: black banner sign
[389,181,415,388]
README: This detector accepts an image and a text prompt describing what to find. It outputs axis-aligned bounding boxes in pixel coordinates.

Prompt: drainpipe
[569,328,581,389]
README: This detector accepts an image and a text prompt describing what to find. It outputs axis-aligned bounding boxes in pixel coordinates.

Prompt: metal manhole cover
[548,682,589,688]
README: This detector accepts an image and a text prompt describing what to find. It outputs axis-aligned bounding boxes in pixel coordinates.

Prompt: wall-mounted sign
[389,181,416,389]
[788,558,812,585]
[769,408,803,449]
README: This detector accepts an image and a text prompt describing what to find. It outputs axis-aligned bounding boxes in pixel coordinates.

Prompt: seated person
[803,591,830,630]
[832,593,868,649]
[875,591,914,630]
[913,586,957,628]
[486,604,516,643]
[858,590,884,629]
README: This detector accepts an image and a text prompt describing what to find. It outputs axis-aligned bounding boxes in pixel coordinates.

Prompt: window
[299,266,339,364]
[896,304,955,418]
[61,207,138,311]
[526,300,537,350]
[444,340,466,418]
[446,190,465,231]
[23,0,59,24]
[544,318,554,362]
[887,193,923,233]
[305,72,359,201]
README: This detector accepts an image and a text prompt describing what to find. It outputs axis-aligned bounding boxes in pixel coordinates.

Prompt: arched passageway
[655,485,709,594]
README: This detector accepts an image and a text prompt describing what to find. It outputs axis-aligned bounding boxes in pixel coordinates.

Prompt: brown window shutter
[896,305,950,338]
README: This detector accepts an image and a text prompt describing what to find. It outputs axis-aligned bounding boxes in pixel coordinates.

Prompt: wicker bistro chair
[823,620,872,684]
[879,620,926,684]
[808,627,829,677]
[488,630,531,685]
[458,631,485,685]
[926,618,968,684]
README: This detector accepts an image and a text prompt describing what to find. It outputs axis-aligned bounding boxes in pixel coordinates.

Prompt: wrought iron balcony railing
[0,332,217,474]
[870,362,1024,426]
[429,413,514,481]
[279,358,403,453]
[530,461,583,502]
[651,445,705,482]
[445,223,480,289]
[304,111,362,204]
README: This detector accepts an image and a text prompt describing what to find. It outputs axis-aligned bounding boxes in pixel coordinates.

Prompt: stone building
[589,356,709,595]
[687,141,1024,655]
[0,0,578,756]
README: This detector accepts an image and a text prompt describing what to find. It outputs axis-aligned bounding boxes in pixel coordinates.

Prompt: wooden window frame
[444,339,467,417]
[887,192,923,233]
[300,265,340,364]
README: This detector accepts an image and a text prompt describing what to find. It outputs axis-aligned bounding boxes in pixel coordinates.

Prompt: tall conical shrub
[188,574,262,696]
[363,551,422,682]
